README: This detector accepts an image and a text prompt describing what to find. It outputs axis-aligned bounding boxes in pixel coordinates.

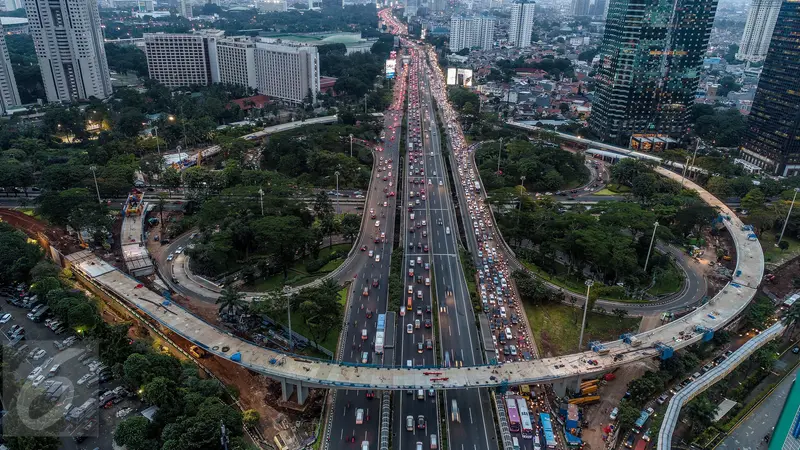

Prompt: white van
[499,307,506,318]
[512,437,520,450]
[406,415,414,431]
[430,434,438,449]
[417,389,424,400]
[445,227,451,235]
[410,213,415,220]
[362,441,369,450]
[504,327,513,341]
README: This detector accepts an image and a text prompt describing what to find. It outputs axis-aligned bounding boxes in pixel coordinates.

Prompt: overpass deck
[74,163,762,389]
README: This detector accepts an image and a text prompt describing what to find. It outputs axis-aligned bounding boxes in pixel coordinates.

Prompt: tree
[741,188,766,212]
[157,192,168,231]
[684,394,719,436]
[297,279,343,345]
[4,437,61,450]
[612,308,628,322]
[216,286,246,321]
[340,213,361,242]
[162,166,183,193]
[243,409,261,428]
[142,376,178,408]
[783,302,800,334]
[114,416,154,450]
[779,240,790,252]
[617,402,641,430]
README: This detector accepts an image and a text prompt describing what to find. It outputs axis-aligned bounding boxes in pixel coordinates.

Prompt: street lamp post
[679,155,691,191]
[334,171,340,214]
[497,138,504,173]
[691,138,700,169]
[89,165,101,204]
[517,175,526,226]
[349,134,354,158]
[777,188,799,247]
[258,188,264,217]
[578,280,594,350]
[644,221,659,272]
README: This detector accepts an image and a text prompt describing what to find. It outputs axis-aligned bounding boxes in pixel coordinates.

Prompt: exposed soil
[765,255,800,299]
[580,359,658,450]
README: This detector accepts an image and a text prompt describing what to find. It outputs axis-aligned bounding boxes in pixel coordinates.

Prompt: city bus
[506,397,521,433]
[517,398,533,439]
[539,413,557,449]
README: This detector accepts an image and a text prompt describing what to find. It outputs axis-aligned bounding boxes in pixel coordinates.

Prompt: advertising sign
[385,59,396,79]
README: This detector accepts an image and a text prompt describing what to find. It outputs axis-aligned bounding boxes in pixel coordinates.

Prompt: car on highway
[406,324,413,334]
[417,342,423,353]
[417,415,426,429]
[375,254,381,262]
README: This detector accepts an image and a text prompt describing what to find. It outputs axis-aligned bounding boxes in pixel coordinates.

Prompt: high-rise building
[738,0,800,176]
[180,0,193,17]
[0,23,20,113]
[4,0,22,11]
[571,0,590,15]
[449,14,495,52]
[254,39,320,103]
[24,0,112,102]
[736,0,781,63]
[217,36,258,90]
[508,1,535,47]
[588,0,718,143]
[590,0,607,16]
[144,30,224,88]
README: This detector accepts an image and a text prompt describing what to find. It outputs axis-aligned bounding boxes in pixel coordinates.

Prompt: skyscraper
[736,0,781,63]
[739,0,800,176]
[24,0,112,103]
[571,0,590,15]
[0,23,20,113]
[254,39,320,104]
[588,0,718,143]
[449,15,496,52]
[508,1,535,47]
[144,31,224,88]
[180,0,193,18]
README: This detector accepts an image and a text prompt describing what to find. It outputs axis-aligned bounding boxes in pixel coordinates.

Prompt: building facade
[736,0,782,63]
[216,36,258,90]
[0,23,19,113]
[571,0,591,15]
[588,0,718,143]
[180,0,193,17]
[24,0,112,102]
[508,1,535,47]
[254,39,320,103]
[739,0,800,176]
[449,15,495,52]
[144,30,224,88]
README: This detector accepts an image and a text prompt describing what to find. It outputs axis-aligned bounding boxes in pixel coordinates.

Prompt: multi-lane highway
[393,46,440,450]
[417,52,499,450]
[325,60,408,450]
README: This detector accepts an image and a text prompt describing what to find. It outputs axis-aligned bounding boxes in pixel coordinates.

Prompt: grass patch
[525,302,640,356]
[245,243,352,290]
[760,232,800,265]
[593,188,622,196]
[647,262,684,296]
[605,183,631,194]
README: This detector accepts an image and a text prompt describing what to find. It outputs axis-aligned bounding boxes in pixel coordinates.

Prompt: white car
[368,250,374,257]
[610,407,619,420]
[27,366,43,381]
[0,313,11,323]
[375,254,381,262]
[77,373,92,385]
[116,407,133,418]
[175,246,183,254]
[407,324,413,334]
[32,349,46,361]
[167,254,174,261]
[32,374,45,387]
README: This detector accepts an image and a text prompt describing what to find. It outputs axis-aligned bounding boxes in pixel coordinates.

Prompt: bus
[516,398,533,439]
[634,439,648,450]
[634,410,651,433]
[375,314,386,354]
[539,413,557,449]
[506,397,520,433]
[474,181,481,192]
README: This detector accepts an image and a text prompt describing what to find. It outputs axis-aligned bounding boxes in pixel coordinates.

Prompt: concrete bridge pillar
[552,380,567,398]
[280,379,310,405]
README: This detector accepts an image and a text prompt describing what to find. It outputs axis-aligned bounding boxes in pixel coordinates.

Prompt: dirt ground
[580,359,658,450]
[765,255,800,299]
[638,314,662,333]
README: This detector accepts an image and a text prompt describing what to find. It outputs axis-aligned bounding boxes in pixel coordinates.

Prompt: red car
[423,245,429,252]
[360,245,367,251]
[372,279,379,287]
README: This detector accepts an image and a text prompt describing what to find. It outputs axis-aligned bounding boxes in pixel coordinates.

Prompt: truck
[408,143,413,152]
[375,313,386,354]
[474,181,481,192]
[567,396,600,405]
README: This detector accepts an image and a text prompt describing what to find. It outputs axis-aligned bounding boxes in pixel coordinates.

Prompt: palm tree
[783,302,800,335]
[684,394,718,437]
[216,286,246,321]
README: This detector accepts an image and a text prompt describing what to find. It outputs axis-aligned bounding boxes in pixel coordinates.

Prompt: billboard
[385,59,396,79]
[446,68,473,87]
[446,67,457,85]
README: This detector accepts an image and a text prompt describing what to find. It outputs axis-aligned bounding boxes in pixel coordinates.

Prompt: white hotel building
[144,31,319,104]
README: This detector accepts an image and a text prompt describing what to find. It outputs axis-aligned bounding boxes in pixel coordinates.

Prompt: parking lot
[1,293,142,450]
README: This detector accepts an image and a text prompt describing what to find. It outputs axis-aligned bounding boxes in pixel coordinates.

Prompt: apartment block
[0,23,19,113]
[144,30,223,88]
[217,36,258,90]
[254,39,320,104]
[449,14,495,52]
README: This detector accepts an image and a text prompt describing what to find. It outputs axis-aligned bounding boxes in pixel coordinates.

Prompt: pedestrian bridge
[72,168,762,391]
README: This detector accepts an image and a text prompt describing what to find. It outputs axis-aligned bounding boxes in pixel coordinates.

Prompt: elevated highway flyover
[67,169,763,399]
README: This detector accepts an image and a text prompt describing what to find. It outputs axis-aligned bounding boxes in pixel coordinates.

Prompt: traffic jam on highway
[396,46,437,450]
[422,47,534,366]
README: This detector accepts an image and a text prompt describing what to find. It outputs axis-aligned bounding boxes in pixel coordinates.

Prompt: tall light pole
[691,138,700,169]
[578,280,594,350]
[644,221,659,272]
[258,188,264,216]
[349,134,354,157]
[517,175,526,226]
[496,138,504,173]
[777,188,799,247]
[334,171,340,214]
[89,165,101,204]
[679,155,691,191]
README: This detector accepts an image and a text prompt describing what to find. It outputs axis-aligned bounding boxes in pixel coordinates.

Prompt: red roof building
[229,94,272,111]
